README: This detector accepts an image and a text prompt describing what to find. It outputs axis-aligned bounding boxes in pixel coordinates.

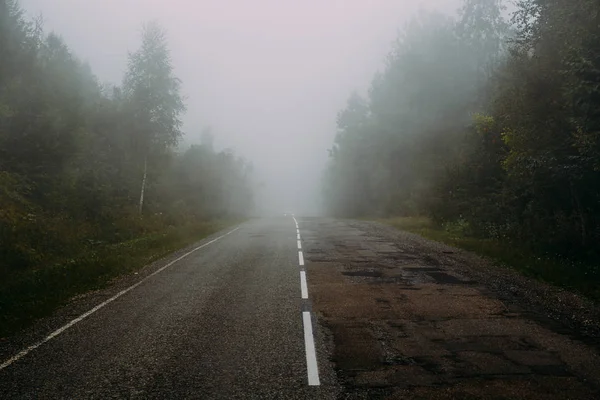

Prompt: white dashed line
[0,227,240,372]
[300,271,308,299]
[302,311,321,386]
[292,216,320,386]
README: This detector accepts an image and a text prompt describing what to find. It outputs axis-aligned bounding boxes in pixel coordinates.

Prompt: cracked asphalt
[2,217,599,399]
[302,218,600,399]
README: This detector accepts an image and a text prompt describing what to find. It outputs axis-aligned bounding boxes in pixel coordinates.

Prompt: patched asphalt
[4,216,598,399]
[302,218,600,399]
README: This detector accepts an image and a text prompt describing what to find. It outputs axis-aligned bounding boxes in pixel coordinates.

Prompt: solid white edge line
[297,240,302,250]
[0,227,240,371]
[302,311,320,386]
[299,251,305,266]
[300,271,308,299]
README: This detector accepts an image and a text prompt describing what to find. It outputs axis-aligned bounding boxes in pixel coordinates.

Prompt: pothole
[342,270,383,278]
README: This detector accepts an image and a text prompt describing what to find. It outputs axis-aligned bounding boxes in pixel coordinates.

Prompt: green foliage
[123,22,185,153]
[0,220,236,337]
[324,0,600,277]
[381,217,600,301]
[0,1,255,334]
[325,3,507,218]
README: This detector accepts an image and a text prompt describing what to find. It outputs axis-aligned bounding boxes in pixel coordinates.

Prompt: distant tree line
[324,0,600,260]
[0,0,254,273]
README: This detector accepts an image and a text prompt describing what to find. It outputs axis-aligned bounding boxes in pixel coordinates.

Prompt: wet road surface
[303,219,600,399]
[2,217,599,399]
[0,218,338,399]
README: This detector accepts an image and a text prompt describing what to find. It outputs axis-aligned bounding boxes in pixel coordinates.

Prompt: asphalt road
[0,217,337,399]
[3,217,599,399]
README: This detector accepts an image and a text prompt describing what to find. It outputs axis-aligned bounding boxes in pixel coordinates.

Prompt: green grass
[379,217,600,302]
[0,220,237,338]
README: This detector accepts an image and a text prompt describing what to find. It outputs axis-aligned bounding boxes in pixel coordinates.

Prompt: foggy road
[4,0,600,398]
[0,218,338,400]
[2,217,600,399]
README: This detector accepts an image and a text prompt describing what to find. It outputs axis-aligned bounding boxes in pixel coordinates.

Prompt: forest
[0,0,253,333]
[323,0,600,284]
[3,0,600,334]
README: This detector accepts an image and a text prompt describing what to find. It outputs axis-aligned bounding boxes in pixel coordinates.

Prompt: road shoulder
[0,224,241,365]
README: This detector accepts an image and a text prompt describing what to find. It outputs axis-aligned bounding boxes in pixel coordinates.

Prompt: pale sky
[21,0,461,215]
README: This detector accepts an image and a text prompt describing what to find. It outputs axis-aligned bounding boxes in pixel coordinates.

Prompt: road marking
[300,271,308,299]
[0,227,240,372]
[292,216,320,386]
[302,311,320,386]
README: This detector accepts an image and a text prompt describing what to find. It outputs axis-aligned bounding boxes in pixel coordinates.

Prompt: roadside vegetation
[0,220,238,337]
[0,1,254,336]
[324,0,600,297]
[380,217,600,302]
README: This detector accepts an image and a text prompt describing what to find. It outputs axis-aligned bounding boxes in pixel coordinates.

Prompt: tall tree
[0,1,255,278]
[123,22,185,214]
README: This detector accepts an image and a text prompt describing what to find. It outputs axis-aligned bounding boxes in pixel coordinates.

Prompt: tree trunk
[138,156,147,215]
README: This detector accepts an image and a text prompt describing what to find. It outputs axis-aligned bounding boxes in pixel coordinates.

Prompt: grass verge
[378,217,600,302]
[0,220,237,338]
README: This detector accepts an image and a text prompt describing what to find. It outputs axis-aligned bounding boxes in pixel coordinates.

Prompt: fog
[21,0,461,215]
[4,0,600,392]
